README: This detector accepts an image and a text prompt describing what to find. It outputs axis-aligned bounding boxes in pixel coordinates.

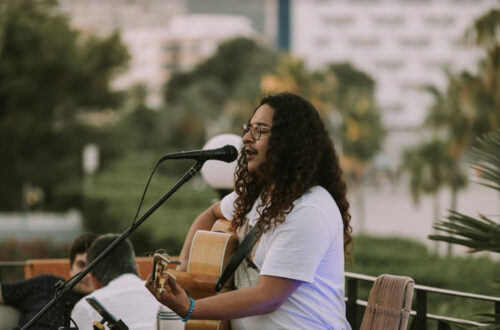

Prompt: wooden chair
[360,274,415,330]
[23,257,159,280]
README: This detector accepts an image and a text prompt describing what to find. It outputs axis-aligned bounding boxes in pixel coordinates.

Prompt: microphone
[159,145,238,163]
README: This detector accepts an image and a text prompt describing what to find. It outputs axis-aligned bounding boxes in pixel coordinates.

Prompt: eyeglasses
[242,123,271,141]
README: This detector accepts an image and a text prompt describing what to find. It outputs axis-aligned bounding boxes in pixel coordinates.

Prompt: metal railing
[345,272,500,329]
[1,262,499,329]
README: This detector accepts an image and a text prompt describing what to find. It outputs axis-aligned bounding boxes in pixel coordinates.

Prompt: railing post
[437,320,451,330]
[346,277,358,329]
[415,289,427,330]
[495,301,500,324]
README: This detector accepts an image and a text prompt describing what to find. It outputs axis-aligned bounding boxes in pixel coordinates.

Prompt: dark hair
[87,234,138,286]
[232,92,353,253]
[69,232,98,266]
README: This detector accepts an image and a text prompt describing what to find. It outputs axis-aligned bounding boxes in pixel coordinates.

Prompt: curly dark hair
[232,92,353,253]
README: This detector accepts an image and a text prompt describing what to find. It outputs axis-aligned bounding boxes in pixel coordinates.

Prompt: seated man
[0,233,97,330]
[71,234,181,330]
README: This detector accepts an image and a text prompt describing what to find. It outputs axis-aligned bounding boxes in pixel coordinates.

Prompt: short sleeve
[220,191,237,220]
[259,205,333,283]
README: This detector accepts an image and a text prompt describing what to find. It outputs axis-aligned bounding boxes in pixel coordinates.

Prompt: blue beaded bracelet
[182,297,195,322]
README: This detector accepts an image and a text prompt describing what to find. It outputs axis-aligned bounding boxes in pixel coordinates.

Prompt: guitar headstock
[152,252,178,294]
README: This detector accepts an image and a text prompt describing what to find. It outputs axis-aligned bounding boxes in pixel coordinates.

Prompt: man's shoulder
[15,274,66,289]
[91,274,143,297]
[31,274,65,282]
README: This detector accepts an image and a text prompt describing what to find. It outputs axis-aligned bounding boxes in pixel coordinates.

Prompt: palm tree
[464,9,500,127]
[260,54,326,111]
[399,139,458,251]
[459,8,500,144]
[423,75,469,229]
[429,129,500,253]
[420,9,500,254]
[429,129,500,329]
[323,63,385,230]
[407,11,500,325]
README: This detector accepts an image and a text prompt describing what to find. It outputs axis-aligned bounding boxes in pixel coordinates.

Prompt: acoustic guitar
[152,219,237,330]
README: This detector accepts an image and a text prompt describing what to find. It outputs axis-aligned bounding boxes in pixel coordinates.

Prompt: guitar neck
[168,270,219,299]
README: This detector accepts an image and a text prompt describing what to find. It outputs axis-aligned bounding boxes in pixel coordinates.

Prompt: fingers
[145,271,174,299]
[144,272,191,318]
[166,273,177,294]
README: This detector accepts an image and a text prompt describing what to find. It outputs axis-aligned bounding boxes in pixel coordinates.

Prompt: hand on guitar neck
[146,269,192,320]
[146,220,236,329]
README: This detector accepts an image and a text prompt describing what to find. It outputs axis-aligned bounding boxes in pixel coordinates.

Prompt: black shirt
[1,274,85,330]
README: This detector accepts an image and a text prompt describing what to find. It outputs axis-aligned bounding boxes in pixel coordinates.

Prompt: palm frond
[429,129,500,256]
[472,129,500,192]
[429,210,500,253]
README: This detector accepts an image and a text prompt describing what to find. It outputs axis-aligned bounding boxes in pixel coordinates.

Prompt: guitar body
[159,219,236,330]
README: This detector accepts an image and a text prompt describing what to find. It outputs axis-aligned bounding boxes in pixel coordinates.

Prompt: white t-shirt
[220,186,351,330]
[71,273,182,330]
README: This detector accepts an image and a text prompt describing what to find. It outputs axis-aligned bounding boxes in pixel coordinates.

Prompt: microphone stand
[21,161,205,330]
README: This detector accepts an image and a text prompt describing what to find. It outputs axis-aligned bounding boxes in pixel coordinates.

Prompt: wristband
[182,297,195,322]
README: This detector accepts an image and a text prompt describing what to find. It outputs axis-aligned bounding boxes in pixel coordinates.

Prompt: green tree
[0,0,129,210]
[400,8,500,253]
[423,78,469,217]
[325,63,385,166]
[163,37,278,147]
[423,8,500,208]
[399,139,463,252]
[324,63,385,229]
[435,9,500,145]
[429,129,500,253]
[261,60,385,228]
[260,55,319,101]
[416,10,500,326]
[261,61,385,171]
[464,9,500,129]
[429,129,500,329]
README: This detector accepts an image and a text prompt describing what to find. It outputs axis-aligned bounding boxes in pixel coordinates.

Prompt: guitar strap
[215,224,262,292]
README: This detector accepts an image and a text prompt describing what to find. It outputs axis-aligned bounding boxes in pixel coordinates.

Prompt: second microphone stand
[21,161,205,330]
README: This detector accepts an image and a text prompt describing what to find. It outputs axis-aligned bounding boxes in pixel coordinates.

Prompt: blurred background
[0,0,499,323]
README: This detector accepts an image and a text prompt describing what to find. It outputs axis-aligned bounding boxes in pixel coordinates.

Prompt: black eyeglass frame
[242,123,271,141]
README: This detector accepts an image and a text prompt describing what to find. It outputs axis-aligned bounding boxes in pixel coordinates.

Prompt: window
[349,37,379,47]
[373,15,404,27]
[400,82,425,92]
[315,36,331,47]
[322,15,354,26]
[399,37,430,47]
[374,59,403,70]
[163,42,181,52]
[383,103,404,112]
[400,0,431,3]
[423,15,455,26]
[423,59,450,69]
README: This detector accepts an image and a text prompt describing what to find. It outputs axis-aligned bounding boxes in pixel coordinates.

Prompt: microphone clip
[85,297,129,330]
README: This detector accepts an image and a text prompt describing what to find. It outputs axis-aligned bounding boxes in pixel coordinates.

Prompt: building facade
[291,0,498,128]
